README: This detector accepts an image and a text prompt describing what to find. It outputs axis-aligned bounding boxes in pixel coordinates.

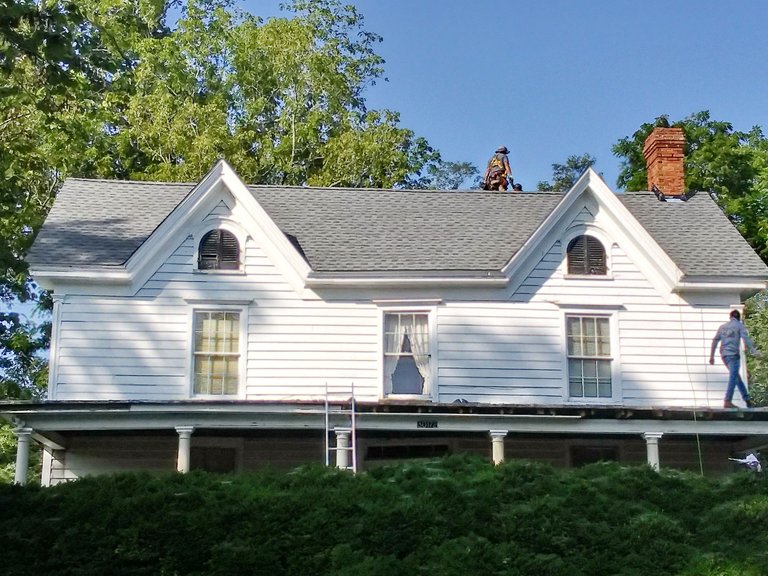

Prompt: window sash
[567,316,612,398]
[193,311,240,395]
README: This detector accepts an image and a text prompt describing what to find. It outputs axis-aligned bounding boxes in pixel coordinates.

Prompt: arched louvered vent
[567,235,606,275]
[198,229,240,270]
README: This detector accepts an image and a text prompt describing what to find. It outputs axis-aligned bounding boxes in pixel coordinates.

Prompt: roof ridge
[248,184,564,196]
[65,177,196,186]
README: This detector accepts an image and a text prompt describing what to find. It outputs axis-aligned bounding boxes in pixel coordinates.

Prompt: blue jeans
[722,355,750,402]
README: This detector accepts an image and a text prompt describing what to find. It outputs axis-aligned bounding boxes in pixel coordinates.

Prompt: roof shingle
[27,178,768,281]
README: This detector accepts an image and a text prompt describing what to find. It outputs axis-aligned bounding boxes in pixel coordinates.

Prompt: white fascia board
[122,160,311,296]
[8,404,768,436]
[502,169,682,292]
[29,267,132,291]
[306,275,508,288]
[675,281,768,293]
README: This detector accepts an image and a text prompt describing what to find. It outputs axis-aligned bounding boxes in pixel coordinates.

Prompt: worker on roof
[482,146,514,191]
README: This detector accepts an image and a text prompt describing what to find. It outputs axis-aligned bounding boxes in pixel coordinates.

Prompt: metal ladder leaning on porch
[324,382,357,472]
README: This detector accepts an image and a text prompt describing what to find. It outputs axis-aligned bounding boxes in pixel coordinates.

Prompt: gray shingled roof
[249,187,561,272]
[27,179,195,267]
[27,178,768,280]
[619,192,768,278]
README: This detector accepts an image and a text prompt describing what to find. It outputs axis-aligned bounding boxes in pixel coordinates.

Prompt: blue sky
[246,0,768,189]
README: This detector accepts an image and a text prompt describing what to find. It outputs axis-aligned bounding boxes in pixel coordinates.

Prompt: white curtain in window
[384,314,407,390]
[409,314,430,386]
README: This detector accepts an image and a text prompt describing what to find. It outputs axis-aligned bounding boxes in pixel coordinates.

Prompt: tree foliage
[2,457,768,574]
[426,160,480,190]
[537,153,597,192]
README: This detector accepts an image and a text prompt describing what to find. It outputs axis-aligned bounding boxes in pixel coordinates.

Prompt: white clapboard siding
[436,303,565,403]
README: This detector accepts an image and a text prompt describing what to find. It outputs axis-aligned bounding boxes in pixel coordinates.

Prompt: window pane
[569,380,583,397]
[597,359,611,379]
[567,317,582,337]
[194,356,211,394]
[597,360,612,397]
[568,359,583,396]
[566,318,582,355]
[567,336,581,356]
[596,318,610,356]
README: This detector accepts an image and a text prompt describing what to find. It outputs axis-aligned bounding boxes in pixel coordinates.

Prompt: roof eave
[29,265,131,289]
[306,270,508,288]
[674,277,768,294]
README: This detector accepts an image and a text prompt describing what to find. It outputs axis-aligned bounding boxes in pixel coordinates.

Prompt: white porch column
[175,426,195,473]
[13,427,33,485]
[489,430,509,465]
[334,428,351,469]
[642,432,664,471]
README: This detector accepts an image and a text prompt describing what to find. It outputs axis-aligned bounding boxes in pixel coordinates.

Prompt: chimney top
[643,127,686,196]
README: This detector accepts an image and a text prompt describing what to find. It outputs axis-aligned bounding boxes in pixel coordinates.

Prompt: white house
[4,127,768,484]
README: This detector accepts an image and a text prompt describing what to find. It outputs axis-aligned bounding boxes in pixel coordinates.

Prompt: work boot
[724,400,737,409]
[745,398,754,408]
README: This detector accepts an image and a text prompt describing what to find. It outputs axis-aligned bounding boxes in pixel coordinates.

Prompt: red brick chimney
[642,127,686,196]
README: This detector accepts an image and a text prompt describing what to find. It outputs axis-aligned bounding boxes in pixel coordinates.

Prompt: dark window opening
[190,446,237,473]
[571,445,619,467]
[366,444,450,460]
[198,229,240,270]
[567,235,606,275]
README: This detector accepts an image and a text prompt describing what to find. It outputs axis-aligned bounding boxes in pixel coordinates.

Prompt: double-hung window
[566,315,612,398]
[193,311,241,396]
[384,312,430,396]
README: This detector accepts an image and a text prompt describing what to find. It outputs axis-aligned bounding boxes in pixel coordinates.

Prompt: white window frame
[188,305,247,399]
[562,226,613,280]
[379,306,437,401]
[561,309,621,403]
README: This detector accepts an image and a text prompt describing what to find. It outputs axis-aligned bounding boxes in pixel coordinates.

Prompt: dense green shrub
[1,456,767,576]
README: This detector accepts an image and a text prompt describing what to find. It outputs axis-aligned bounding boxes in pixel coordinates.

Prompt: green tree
[426,160,480,190]
[537,153,596,192]
[94,0,444,186]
